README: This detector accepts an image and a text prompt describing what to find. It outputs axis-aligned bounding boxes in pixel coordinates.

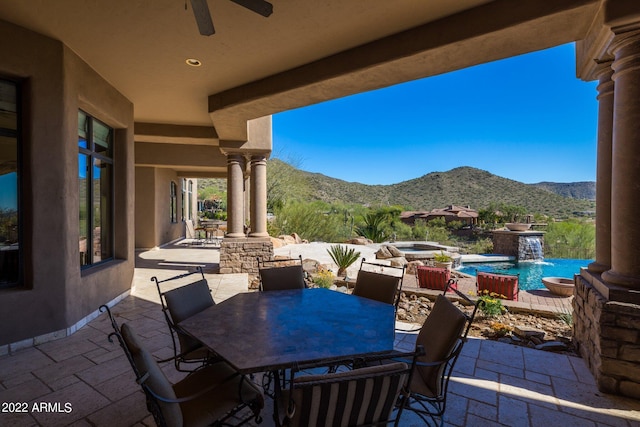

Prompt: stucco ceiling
[1,0,602,139]
[0,0,493,126]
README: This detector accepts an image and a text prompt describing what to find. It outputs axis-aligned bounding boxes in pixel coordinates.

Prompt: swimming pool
[458,258,592,291]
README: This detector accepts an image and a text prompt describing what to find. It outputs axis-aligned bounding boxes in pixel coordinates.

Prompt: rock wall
[219,237,273,276]
[573,275,640,399]
[492,231,544,261]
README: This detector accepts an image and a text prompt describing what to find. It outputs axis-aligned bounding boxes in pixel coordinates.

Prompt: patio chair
[416,265,458,292]
[352,258,405,308]
[476,270,520,301]
[185,219,204,245]
[396,282,482,426]
[257,255,306,291]
[151,268,217,371]
[274,354,417,427]
[100,305,263,427]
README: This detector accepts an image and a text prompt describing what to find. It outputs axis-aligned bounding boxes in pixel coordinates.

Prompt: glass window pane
[78,111,87,148]
[93,159,112,263]
[0,80,17,132]
[79,154,90,266]
[93,120,111,156]
[188,180,193,220]
[170,181,177,223]
[0,80,18,287]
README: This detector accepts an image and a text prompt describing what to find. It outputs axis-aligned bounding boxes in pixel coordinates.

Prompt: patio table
[177,288,395,374]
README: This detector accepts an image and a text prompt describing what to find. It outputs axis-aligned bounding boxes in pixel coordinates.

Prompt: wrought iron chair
[257,255,306,291]
[396,282,482,426]
[352,258,405,309]
[185,219,204,245]
[416,265,458,291]
[100,305,263,427]
[274,350,420,427]
[151,268,217,371]
[476,270,520,301]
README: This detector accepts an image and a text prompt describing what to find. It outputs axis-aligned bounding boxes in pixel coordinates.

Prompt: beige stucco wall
[0,21,134,345]
[135,166,195,249]
[135,166,157,249]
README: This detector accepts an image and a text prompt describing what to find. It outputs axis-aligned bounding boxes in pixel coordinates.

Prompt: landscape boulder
[386,245,404,258]
[346,237,373,245]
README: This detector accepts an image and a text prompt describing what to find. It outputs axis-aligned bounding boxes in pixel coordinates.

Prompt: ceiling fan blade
[190,0,215,35]
[230,0,273,17]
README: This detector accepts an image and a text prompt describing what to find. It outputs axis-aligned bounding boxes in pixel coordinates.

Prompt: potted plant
[433,251,453,271]
[327,244,361,278]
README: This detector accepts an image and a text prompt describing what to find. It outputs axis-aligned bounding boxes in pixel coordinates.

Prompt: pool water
[458,258,592,291]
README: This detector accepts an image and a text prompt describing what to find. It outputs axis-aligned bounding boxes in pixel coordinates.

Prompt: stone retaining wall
[219,237,273,277]
[573,275,640,399]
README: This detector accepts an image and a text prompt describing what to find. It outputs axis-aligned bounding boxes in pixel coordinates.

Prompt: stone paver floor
[0,243,639,426]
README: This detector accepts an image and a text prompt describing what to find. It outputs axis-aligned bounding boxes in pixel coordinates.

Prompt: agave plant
[327,245,361,277]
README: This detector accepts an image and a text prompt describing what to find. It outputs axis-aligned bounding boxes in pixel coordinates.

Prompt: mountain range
[266,160,596,218]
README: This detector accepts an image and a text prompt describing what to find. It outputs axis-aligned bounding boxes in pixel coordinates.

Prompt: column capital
[249,153,268,164]
[595,61,615,100]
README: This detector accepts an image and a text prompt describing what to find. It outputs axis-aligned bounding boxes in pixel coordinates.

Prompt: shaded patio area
[0,244,638,426]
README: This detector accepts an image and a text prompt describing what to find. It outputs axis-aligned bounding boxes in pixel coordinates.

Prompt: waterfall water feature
[522,236,544,261]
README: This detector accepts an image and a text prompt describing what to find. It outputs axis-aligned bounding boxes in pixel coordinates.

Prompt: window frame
[78,110,114,268]
[0,78,22,288]
[170,181,177,223]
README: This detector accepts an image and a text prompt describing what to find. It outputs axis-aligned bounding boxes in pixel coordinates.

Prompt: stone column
[226,153,246,238]
[244,156,251,231]
[588,63,614,274]
[249,154,269,237]
[602,30,640,289]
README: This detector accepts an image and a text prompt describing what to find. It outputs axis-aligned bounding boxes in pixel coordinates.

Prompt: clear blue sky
[272,43,598,186]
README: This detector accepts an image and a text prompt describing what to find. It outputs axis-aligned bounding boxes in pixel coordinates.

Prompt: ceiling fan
[189,0,273,36]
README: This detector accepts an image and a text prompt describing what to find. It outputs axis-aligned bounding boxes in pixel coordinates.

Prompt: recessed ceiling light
[186,58,202,67]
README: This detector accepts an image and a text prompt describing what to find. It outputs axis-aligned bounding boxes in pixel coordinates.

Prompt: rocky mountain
[275,161,596,217]
[203,160,596,218]
[531,181,596,200]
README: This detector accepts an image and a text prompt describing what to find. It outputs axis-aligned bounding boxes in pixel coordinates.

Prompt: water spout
[522,236,544,261]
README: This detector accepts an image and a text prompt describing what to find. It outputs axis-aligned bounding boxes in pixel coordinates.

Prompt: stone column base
[219,237,274,278]
[574,271,640,399]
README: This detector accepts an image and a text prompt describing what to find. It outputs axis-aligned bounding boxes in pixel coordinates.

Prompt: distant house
[401,205,478,226]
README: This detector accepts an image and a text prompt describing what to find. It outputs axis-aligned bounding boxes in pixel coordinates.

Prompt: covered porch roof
[0,0,601,148]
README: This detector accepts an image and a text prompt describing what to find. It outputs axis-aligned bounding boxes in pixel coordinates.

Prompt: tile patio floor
[0,243,639,426]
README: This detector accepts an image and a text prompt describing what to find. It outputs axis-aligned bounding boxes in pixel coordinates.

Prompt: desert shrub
[312,266,335,288]
[545,219,595,259]
[327,245,361,276]
[271,201,343,242]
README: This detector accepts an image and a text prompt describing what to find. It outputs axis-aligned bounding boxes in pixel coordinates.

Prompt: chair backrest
[163,278,214,323]
[414,294,468,398]
[416,266,456,291]
[151,269,214,363]
[476,271,519,301]
[352,259,405,307]
[185,219,197,239]
[100,305,182,427]
[121,323,183,427]
[258,256,306,291]
[286,362,410,427]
